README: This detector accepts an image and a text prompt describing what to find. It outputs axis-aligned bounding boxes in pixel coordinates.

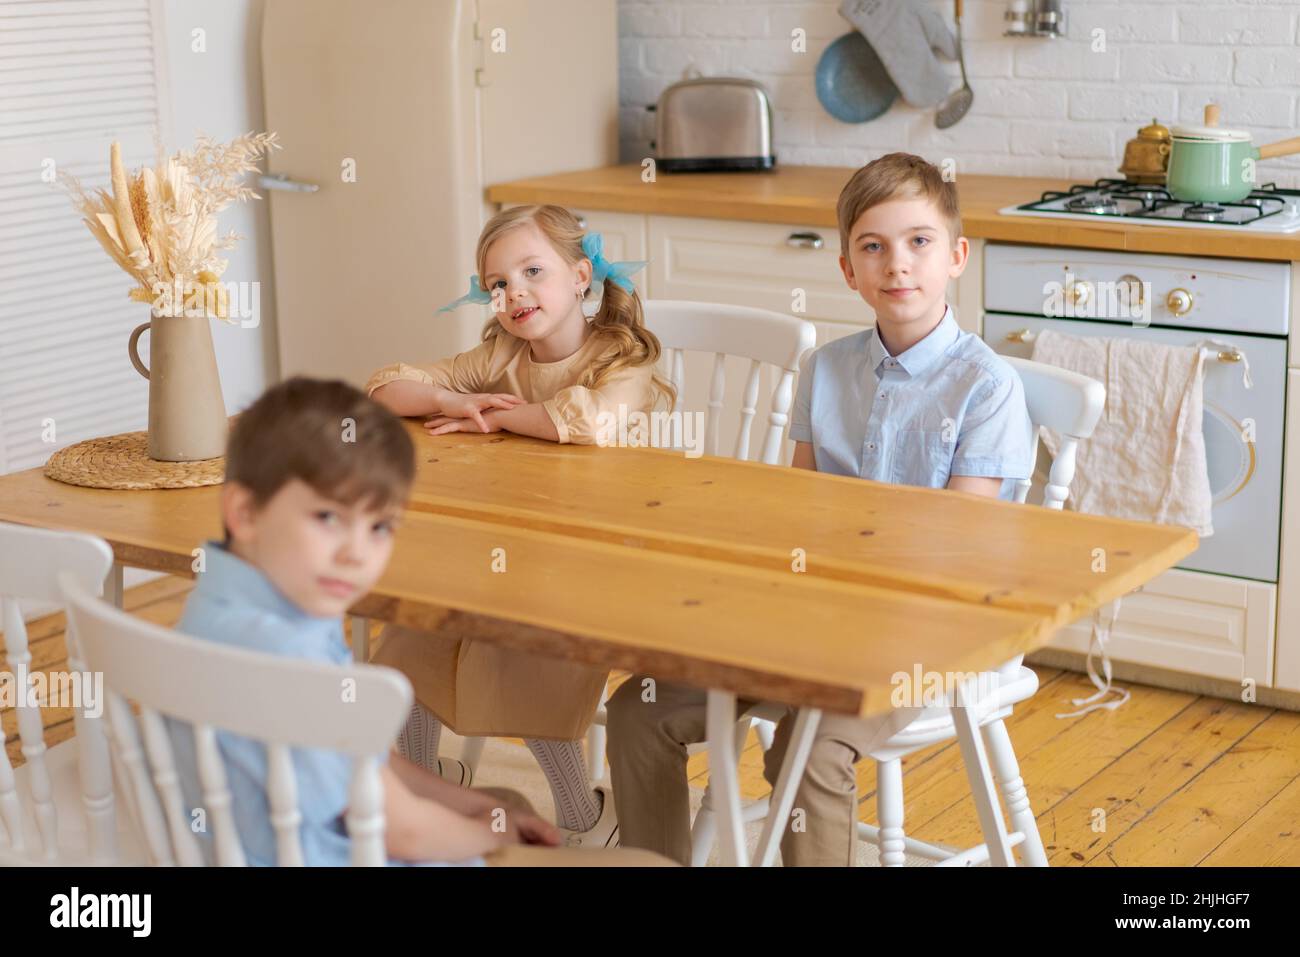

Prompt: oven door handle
[1196,340,1253,389]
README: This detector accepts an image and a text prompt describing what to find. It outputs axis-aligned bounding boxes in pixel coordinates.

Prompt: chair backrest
[0,522,114,861]
[644,300,816,465]
[1003,356,1106,511]
[59,571,413,867]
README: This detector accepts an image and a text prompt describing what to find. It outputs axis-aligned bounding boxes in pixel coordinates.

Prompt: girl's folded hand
[424,412,502,436]
[434,392,525,432]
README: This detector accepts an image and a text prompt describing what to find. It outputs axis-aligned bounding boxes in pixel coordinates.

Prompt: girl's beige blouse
[364,329,656,444]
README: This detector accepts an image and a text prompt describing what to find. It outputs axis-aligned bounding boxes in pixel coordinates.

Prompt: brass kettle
[1119,118,1171,184]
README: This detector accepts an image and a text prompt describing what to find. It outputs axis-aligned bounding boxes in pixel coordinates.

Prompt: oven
[982,243,1289,584]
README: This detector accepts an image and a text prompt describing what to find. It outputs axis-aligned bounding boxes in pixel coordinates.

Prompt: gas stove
[1000,179,1300,232]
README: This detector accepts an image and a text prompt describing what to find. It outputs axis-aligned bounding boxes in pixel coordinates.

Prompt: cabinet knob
[786,232,824,250]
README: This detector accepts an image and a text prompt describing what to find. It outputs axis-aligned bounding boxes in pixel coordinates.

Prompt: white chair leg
[951,682,1015,867]
[753,717,776,752]
[65,622,117,862]
[984,718,1048,867]
[460,736,486,775]
[753,707,821,867]
[3,599,56,859]
[704,695,748,866]
[0,750,24,853]
[876,758,906,867]
[689,717,752,866]
[586,720,607,784]
[689,789,718,867]
[586,685,611,783]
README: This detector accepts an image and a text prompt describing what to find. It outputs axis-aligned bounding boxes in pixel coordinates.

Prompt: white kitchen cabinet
[1275,368,1300,691]
[1048,568,1275,688]
[647,215,871,325]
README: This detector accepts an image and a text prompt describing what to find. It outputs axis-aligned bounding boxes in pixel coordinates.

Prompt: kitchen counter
[486,164,1300,263]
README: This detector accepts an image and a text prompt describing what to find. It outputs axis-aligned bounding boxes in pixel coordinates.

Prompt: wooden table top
[402,428,1196,630]
[0,427,1198,716]
[486,163,1300,263]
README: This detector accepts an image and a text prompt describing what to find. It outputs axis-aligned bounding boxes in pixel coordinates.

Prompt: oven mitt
[839,0,958,109]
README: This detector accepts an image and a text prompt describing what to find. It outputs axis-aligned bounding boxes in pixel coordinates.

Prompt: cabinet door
[1276,369,1300,691]
[1049,568,1275,686]
[648,216,870,325]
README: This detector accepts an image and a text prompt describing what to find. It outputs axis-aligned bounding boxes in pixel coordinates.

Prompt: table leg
[950,679,1014,867]
[753,706,821,868]
[705,690,746,867]
[104,562,124,609]
[350,615,370,662]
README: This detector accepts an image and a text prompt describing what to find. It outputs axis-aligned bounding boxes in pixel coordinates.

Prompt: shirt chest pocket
[889,429,954,488]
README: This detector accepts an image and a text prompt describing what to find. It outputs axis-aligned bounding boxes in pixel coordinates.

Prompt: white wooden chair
[59,569,413,866]
[580,301,816,824]
[692,355,1105,866]
[0,522,131,864]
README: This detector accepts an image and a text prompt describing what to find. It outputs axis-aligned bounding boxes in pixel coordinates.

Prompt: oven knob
[1166,287,1194,316]
[1117,274,1144,306]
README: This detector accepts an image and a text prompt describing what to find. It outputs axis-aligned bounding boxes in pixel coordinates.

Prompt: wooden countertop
[487,164,1300,263]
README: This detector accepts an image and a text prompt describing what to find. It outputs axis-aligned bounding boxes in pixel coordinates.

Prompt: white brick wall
[618,0,1300,186]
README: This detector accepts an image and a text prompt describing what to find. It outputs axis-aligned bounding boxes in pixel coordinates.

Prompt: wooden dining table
[0,424,1197,866]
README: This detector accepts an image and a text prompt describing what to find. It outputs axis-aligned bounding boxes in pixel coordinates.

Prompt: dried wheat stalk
[59,131,280,319]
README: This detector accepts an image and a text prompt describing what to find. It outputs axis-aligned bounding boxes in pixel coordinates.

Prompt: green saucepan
[1168,104,1300,203]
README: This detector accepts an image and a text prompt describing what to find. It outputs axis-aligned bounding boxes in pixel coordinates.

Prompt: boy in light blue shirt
[608,153,1033,867]
[789,152,1033,496]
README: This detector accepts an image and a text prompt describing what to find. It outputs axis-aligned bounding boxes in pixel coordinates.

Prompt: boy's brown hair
[225,376,416,513]
[836,152,963,254]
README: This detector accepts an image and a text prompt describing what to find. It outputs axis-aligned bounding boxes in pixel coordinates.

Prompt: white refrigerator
[260,0,620,385]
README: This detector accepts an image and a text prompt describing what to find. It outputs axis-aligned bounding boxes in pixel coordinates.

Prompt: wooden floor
[5,577,1299,866]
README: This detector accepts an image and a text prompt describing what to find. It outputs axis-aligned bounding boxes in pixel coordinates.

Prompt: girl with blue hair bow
[365,204,674,847]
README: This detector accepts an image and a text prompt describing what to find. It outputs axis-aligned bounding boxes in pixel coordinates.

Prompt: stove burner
[1066,195,1120,214]
[1017,179,1300,230]
[1114,186,1170,205]
[1184,204,1226,222]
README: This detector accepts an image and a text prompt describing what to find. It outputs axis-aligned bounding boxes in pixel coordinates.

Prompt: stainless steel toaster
[652,77,776,173]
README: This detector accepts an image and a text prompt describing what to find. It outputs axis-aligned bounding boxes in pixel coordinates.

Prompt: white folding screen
[0,0,171,474]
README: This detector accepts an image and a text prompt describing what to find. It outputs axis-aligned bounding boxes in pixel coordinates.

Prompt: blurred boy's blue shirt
[789,305,1034,498]
[164,541,358,866]
[164,541,481,867]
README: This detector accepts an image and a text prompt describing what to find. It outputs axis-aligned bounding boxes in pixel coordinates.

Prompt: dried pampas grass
[60,131,279,319]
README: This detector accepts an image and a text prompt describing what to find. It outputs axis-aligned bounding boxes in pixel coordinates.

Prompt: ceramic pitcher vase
[127,312,228,462]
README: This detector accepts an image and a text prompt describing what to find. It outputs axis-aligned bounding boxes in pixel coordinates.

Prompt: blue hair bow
[437,274,494,313]
[583,232,646,293]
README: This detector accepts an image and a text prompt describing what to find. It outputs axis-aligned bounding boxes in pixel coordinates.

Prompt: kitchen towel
[838,0,958,108]
[1030,330,1215,536]
[1029,330,1220,718]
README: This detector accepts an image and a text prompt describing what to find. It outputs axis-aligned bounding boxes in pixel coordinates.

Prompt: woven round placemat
[44,429,225,490]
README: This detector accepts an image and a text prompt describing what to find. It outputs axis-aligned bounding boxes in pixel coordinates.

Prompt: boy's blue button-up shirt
[788,305,1034,498]
[165,541,481,867]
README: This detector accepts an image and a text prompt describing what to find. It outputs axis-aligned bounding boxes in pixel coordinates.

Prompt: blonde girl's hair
[473,204,676,409]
